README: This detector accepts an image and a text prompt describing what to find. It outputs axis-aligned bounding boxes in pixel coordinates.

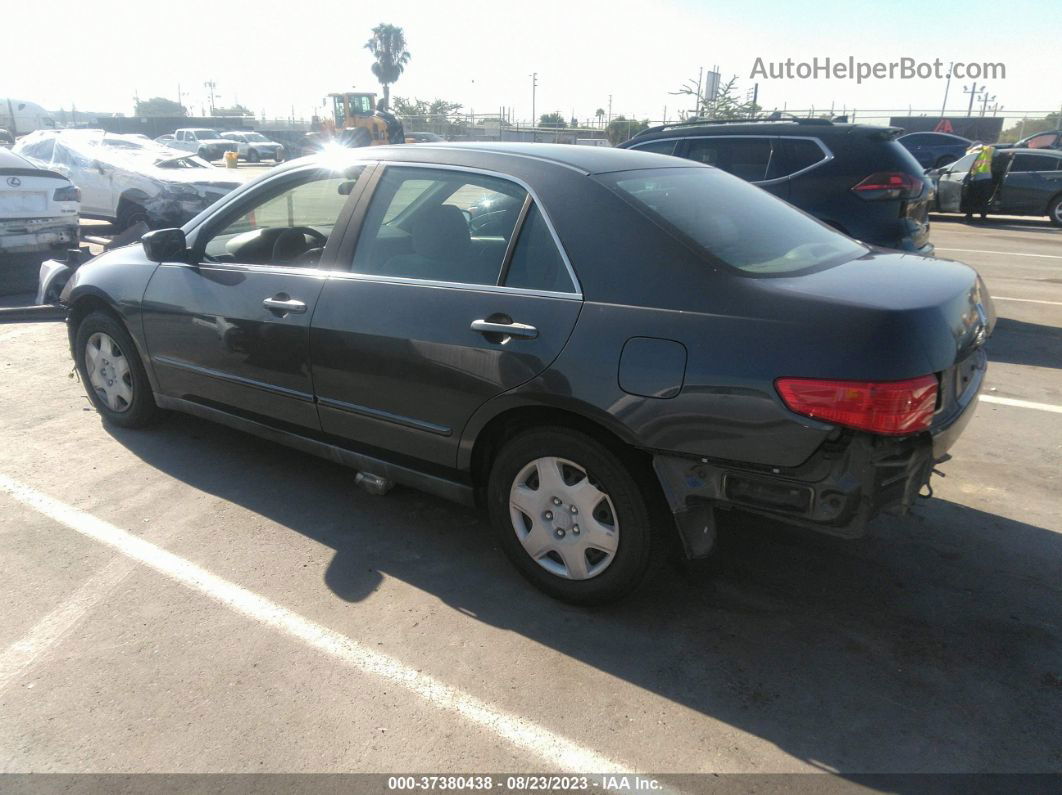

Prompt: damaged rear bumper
[655,351,987,557]
[0,217,78,254]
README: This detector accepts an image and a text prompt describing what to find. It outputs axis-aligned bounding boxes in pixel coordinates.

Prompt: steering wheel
[290,226,328,247]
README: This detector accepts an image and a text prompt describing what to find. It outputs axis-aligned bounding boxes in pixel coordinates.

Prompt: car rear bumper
[0,217,78,254]
[654,350,986,556]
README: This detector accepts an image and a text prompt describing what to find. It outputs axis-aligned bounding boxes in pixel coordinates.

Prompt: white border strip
[0,474,629,774]
[981,395,1062,414]
[935,247,1062,260]
[991,296,1062,307]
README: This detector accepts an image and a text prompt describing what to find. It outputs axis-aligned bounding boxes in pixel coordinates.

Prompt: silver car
[220,131,285,163]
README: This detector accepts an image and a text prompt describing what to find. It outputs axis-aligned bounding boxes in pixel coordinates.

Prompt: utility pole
[963,83,984,117]
[607,94,612,125]
[979,92,996,117]
[940,62,953,118]
[530,72,538,141]
[204,80,218,114]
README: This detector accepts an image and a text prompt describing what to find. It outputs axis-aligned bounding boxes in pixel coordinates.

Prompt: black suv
[620,119,934,254]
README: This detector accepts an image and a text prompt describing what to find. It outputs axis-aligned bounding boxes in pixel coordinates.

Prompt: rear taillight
[53,185,81,202]
[776,375,938,435]
[851,172,923,201]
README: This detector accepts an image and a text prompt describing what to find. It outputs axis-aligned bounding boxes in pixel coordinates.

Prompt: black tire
[74,311,159,428]
[1049,195,1062,228]
[116,200,150,232]
[198,148,211,161]
[486,427,662,605]
[248,149,260,163]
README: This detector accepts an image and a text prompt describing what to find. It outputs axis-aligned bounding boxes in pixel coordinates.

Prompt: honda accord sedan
[60,143,994,604]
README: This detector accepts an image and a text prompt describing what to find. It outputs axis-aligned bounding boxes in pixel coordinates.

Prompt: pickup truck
[167,128,238,161]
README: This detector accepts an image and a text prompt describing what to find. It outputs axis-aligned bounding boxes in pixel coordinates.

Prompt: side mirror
[142,228,188,263]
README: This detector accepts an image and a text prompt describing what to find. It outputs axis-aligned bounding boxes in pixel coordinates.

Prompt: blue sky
[5,0,1058,124]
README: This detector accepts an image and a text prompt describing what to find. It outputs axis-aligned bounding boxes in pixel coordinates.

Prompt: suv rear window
[598,167,867,275]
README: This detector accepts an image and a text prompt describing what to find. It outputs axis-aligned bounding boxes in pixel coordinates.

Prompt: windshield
[196,130,222,139]
[598,167,867,275]
[244,133,269,142]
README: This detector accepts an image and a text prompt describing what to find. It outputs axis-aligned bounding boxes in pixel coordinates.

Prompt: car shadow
[987,317,1062,369]
[106,415,1062,773]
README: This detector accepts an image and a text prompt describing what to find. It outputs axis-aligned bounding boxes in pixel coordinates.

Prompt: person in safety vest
[961,143,996,222]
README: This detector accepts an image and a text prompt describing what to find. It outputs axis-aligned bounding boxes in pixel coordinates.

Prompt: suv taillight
[775,375,937,435]
[851,172,923,201]
[53,185,81,202]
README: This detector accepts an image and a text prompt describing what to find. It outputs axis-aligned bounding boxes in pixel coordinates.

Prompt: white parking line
[0,556,136,693]
[0,474,629,774]
[981,395,1062,414]
[992,296,1062,307]
[936,247,1062,260]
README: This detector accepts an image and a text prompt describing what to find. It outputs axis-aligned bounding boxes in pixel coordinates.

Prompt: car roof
[627,120,901,143]
[308,141,692,175]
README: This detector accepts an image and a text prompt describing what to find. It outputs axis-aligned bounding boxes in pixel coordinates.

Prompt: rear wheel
[248,149,260,163]
[74,311,159,428]
[486,428,660,604]
[1049,195,1062,228]
[116,199,149,232]
[197,148,211,161]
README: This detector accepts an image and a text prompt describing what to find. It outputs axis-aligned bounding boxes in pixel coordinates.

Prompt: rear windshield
[597,167,866,275]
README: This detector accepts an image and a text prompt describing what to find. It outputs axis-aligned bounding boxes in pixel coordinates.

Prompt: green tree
[365,23,411,107]
[393,96,464,136]
[999,112,1062,143]
[605,115,649,145]
[595,108,606,127]
[135,97,187,117]
[670,74,760,120]
[210,104,253,117]
[538,111,567,129]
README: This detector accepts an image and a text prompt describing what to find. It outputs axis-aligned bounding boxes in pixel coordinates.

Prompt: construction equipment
[326,92,391,146]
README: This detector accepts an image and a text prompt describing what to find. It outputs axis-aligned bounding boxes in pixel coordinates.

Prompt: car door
[997,153,1062,213]
[141,163,369,430]
[310,164,582,468]
[935,152,976,212]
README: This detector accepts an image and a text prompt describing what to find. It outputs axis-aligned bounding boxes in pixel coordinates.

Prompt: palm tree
[364,24,411,107]
[595,108,606,128]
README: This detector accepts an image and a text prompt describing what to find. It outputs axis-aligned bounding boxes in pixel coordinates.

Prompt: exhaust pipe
[355,471,393,496]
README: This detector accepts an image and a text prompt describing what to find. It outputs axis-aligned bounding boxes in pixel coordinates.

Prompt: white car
[14,130,245,231]
[220,131,285,163]
[0,147,79,260]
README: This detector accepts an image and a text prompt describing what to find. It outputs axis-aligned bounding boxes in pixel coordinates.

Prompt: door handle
[263,296,306,314]
[470,318,538,339]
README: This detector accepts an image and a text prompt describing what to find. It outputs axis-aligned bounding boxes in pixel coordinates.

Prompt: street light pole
[963,83,983,117]
[530,72,538,142]
[939,62,953,118]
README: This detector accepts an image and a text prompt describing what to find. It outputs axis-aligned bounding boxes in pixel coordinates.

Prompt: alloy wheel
[509,456,619,580]
[85,332,133,413]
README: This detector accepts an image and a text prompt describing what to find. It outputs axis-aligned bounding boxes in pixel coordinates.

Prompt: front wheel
[74,311,159,428]
[487,428,661,604]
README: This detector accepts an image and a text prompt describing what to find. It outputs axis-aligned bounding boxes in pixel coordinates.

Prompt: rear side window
[598,167,867,275]
[684,138,774,181]
[1011,154,1061,172]
[767,139,827,179]
[503,204,575,293]
[631,139,678,156]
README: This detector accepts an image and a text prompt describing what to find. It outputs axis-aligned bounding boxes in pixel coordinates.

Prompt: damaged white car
[0,147,79,260]
[14,130,245,231]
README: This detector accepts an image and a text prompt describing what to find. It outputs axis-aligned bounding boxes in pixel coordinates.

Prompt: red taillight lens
[776,375,938,435]
[851,172,923,201]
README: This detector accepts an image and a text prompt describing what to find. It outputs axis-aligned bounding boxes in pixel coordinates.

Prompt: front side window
[201,167,364,267]
[684,138,774,182]
[1025,133,1058,149]
[599,167,867,276]
[351,167,527,285]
